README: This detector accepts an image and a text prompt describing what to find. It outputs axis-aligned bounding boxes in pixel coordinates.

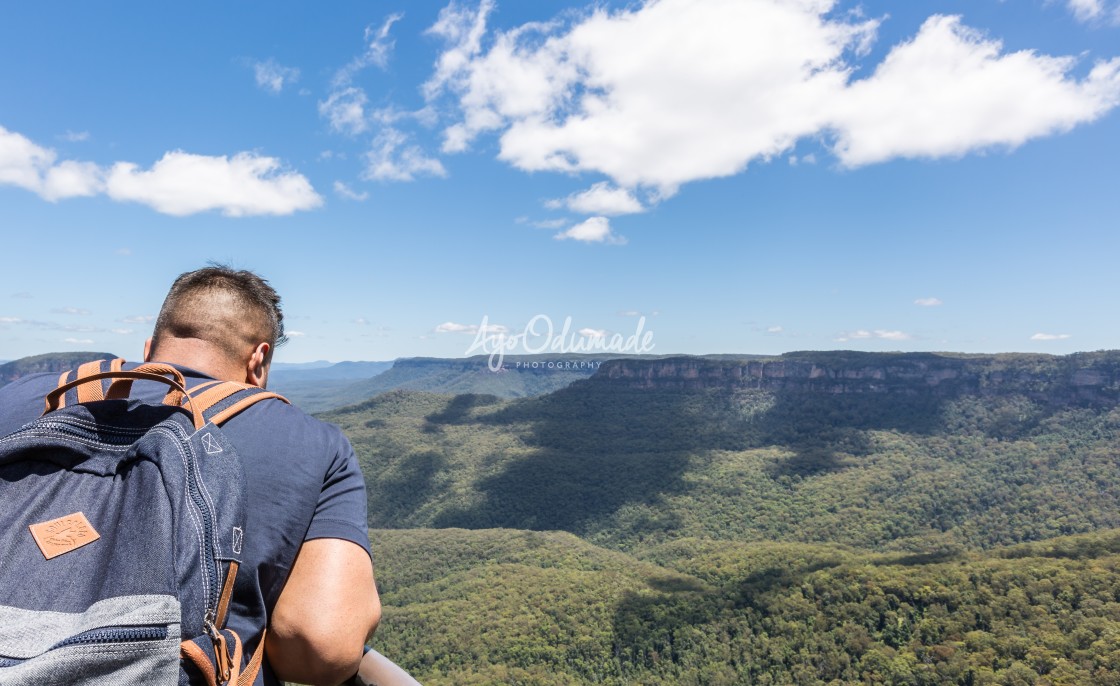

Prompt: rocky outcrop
[594,351,1120,405]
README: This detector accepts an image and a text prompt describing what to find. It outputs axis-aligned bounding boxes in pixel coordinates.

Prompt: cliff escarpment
[594,350,1120,405]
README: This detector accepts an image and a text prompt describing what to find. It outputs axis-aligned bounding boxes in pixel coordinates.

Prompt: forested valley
[320,351,1120,684]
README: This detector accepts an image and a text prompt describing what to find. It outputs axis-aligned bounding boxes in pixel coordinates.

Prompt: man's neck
[147,338,243,383]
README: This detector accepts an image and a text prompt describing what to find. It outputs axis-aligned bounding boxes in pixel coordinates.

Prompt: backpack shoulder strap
[51,358,126,410]
[187,382,290,427]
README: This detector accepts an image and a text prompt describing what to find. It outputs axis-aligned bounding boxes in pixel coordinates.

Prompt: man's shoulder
[0,372,60,433]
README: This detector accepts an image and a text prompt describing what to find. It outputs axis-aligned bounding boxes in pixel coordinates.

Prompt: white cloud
[915,297,943,307]
[547,182,644,216]
[121,315,155,324]
[554,216,626,244]
[106,151,322,217]
[287,331,307,337]
[422,0,1120,198]
[875,330,912,341]
[59,130,90,143]
[835,328,912,342]
[252,59,300,94]
[41,160,103,201]
[1,126,100,200]
[334,180,369,201]
[435,321,508,335]
[0,317,22,323]
[1031,332,1072,340]
[63,338,94,345]
[767,325,784,333]
[579,328,606,338]
[831,16,1120,166]
[111,328,134,335]
[53,307,90,315]
[363,128,447,182]
[319,88,370,136]
[2,125,321,217]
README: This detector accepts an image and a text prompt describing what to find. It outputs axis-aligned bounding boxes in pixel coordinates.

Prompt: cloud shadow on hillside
[419,364,1064,538]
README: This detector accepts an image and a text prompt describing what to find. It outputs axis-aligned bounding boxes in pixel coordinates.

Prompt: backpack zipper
[0,625,168,667]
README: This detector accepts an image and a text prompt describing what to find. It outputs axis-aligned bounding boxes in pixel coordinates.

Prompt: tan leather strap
[104,362,187,408]
[75,360,106,403]
[227,630,245,685]
[187,379,225,398]
[46,369,205,430]
[208,392,289,426]
[54,371,71,410]
[181,641,219,686]
[215,561,239,630]
[237,628,267,686]
[190,382,254,417]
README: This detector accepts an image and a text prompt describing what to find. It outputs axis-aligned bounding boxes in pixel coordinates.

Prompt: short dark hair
[152,265,287,363]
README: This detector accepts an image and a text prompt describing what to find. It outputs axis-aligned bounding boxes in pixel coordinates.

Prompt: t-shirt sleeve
[304,426,372,558]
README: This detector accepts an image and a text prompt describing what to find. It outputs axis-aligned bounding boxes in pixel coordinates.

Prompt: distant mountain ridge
[596,350,1120,403]
[279,353,649,412]
[0,352,120,387]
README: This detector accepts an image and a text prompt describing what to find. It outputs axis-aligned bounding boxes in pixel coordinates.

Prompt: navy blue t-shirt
[0,363,371,685]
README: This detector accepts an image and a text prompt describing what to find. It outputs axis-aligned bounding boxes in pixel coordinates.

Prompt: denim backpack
[0,359,287,685]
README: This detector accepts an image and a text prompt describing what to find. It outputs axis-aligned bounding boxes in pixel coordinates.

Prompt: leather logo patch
[29,512,101,560]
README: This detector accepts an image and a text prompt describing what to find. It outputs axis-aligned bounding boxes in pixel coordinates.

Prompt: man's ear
[246,342,270,388]
[143,338,153,362]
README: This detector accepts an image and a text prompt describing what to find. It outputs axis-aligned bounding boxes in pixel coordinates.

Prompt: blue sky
[1,0,1118,363]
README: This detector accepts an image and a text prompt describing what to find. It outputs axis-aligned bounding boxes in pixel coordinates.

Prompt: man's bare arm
[266,538,381,686]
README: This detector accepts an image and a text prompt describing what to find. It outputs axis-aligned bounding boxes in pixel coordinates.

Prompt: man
[0,266,380,686]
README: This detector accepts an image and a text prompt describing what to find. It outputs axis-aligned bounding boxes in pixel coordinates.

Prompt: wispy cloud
[335,13,405,86]
[120,315,155,324]
[0,126,322,216]
[1065,0,1120,23]
[52,307,90,315]
[63,338,95,345]
[434,320,508,335]
[363,128,447,182]
[319,88,370,136]
[554,216,626,245]
[333,181,369,201]
[836,329,913,342]
[914,297,943,307]
[252,58,300,94]
[1031,332,1072,340]
[58,130,90,143]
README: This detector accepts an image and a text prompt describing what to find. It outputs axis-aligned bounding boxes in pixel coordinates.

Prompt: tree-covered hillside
[0,351,119,387]
[369,527,1120,685]
[327,351,1120,552]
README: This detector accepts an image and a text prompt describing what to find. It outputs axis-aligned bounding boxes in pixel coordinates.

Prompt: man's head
[146,265,287,386]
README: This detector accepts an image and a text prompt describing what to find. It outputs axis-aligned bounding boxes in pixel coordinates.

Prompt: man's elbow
[268,598,381,685]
